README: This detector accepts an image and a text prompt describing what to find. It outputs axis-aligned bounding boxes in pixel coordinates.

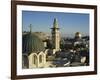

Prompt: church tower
[51,18,60,52]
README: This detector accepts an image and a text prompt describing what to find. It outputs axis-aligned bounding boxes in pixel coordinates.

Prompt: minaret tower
[51,18,60,52]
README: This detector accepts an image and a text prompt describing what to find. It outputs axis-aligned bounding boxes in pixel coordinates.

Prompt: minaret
[51,18,60,52]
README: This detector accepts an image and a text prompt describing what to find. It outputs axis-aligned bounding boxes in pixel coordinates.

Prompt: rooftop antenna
[29,24,32,33]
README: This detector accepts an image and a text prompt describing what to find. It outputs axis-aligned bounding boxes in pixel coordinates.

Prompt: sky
[22,11,89,37]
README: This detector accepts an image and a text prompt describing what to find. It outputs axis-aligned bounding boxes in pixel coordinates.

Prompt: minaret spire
[53,18,58,28]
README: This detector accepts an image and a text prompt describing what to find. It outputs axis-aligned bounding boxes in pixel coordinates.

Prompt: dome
[22,32,45,54]
[75,32,82,38]
[75,32,81,35]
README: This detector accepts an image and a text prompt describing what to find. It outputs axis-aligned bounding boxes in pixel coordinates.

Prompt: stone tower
[51,18,60,52]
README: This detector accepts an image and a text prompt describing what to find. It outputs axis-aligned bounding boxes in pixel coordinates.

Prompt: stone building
[22,24,47,68]
[51,18,60,53]
[22,18,61,68]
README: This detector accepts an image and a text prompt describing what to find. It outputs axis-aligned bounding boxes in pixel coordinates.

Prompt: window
[39,55,42,63]
[32,55,37,64]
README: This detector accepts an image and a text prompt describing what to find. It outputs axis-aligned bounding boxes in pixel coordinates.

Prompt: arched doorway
[39,54,43,63]
[32,54,37,67]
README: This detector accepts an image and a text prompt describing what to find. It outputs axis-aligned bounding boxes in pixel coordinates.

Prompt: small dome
[75,32,82,38]
[75,32,81,35]
[22,33,45,54]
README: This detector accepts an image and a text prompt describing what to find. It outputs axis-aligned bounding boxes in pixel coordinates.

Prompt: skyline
[22,11,89,37]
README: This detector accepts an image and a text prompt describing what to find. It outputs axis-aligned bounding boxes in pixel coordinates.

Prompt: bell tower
[51,18,60,51]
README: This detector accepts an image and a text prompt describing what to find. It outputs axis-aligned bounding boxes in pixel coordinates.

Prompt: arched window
[32,54,37,64]
[39,55,42,63]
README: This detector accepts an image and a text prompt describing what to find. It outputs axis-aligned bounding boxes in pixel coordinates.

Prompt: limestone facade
[51,18,60,52]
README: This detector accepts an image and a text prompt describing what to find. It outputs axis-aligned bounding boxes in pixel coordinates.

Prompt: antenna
[29,24,32,33]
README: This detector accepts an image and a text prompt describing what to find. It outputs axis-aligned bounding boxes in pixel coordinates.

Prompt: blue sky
[22,11,89,37]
